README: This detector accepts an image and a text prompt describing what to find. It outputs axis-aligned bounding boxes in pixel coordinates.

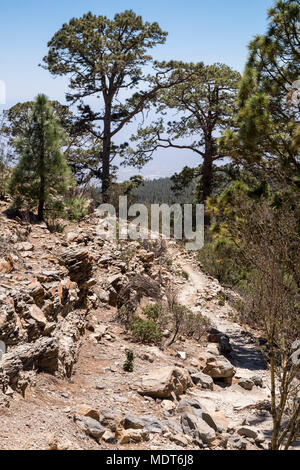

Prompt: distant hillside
[133,177,195,205]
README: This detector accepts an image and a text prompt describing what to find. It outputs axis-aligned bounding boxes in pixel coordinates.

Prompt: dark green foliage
[8,94,73,221]
[126,316,163,344]
[0,143,9,200]
[133,177,195,204]
[42,10,185,201]
[142,303,165,321]
[123,349,134,372]
[223,0,300,194]
[126,62,240,223]
[65,196,89,221]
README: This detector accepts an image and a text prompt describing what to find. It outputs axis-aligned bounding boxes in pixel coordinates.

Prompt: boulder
[102,430,117,444]
[238,378,254,391]
[181,412,216,445]
[117,428,149,444]
[107,274,123,290]
[237,427,258,440]
[207,328,232,356]
[138,250,155,264]
[66,232,83,243]
[122,414,163,434]
[161,400,176,414]
[177,398,228,434]
[251,376,264,388]
[228,436,247,450]
[177,397,204,416]
[92,325,108,341]
[75,416,105,440]
[122,415,144,430]
[191,371,214,390]
[100,409,120,432]
[139,366,192,398]
[168,434,188,447]
[202,356,236,383]
[16,242,34,252]
[219,335,232,356]
[75,404,100,421]
[202,410,229,433]
[140,415,164,434]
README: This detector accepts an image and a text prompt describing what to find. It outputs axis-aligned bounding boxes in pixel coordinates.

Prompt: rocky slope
[0,201,292,450]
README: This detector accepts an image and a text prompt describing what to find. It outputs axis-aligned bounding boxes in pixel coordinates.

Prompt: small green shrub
[123,349,134,372]
[127,316,163,344]
[66,196,88,221]
[142,303,165,321]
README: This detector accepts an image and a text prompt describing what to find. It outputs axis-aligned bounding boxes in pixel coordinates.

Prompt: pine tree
[42,11,187,202]
[223,0,300,193]
[125,63,240,224]
[9,94,73,221]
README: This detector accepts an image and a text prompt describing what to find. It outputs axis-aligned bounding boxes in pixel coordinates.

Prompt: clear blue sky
[0,0,274,179]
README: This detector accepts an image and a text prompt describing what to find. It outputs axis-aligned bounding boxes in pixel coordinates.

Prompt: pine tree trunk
[202,150,213,226]
[101,139,110,204]
[38,124,45,221]
[102,102,112,204]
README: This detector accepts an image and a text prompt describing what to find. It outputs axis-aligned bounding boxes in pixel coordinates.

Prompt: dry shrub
[116,275,161,321]
[230,201,300,450]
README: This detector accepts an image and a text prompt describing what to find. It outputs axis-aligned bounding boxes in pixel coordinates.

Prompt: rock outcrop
[138,366,193,398]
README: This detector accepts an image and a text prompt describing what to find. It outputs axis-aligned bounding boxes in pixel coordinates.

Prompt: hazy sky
[0,0,274,180]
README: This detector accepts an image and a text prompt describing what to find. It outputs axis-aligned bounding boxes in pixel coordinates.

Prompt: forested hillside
[133,177,195,204]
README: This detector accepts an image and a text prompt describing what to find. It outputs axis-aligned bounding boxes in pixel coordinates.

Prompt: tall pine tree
[223,0,300,194]
[9,94,73,221]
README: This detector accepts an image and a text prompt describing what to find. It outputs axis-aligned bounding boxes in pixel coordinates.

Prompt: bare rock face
[0,297,21,346]
[138,366,193,398]
[0,255,14,274]
[0,243,96,395]
[2,337,59,393]
[53,309,86,378]
[57,248,93,302]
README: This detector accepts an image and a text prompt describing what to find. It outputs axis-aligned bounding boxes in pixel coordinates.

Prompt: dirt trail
[169,249,274,437]
[178,259,267,375]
